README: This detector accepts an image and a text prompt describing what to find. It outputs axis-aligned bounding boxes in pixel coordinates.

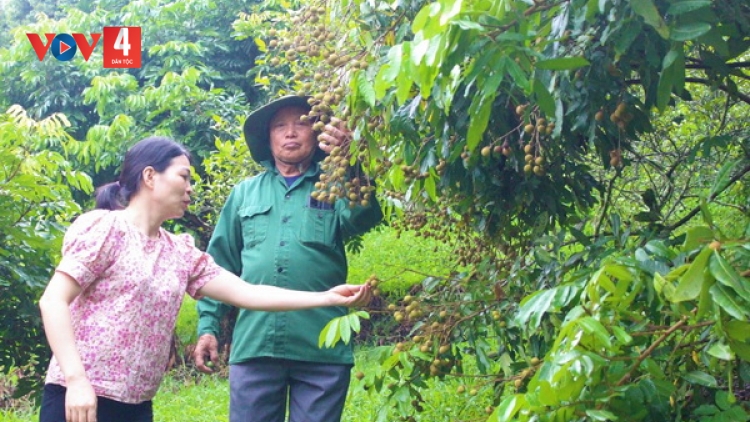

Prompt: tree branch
[667,162,750,232]
[684,77,750,105]
[685,61,750,69]
[617,317,688,386]
[623,77,750,105]
[594,169,621,237]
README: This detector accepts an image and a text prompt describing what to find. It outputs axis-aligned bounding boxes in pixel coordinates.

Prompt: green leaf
[671,247,712,302]
[349,312,362,333]
[533,77,555,117]
[340,313,352,345]
[578,317,612,348]
[710,159,741,198]
[535,56,590,70]
[516,289,556,330]
[375,64,394,99]
[585,409,618,421]
[669,22,712,41]
[682,226,714,252]
[699,197,716,228]
[355,310,371,320]
[504,57,529,91]
[728,339,750,362]
[667,0,711,15]
[411,2,434,34]
[423,174,437,201]
[380,45,403,81]
[439,0,462,26]
[630,0,670,38]
[396,44,414,105]
[355,72,376,107]
[707,342,734,361]
[709,252,750,303]
[611,326,633,345]
[466,65,504,152]
[657,58,677,110]
[466,95,494,152]
[491,394,526,421]
[318,317,341,348]
[605,265,633,282]
[710,284,750,320]
[724,321,750,342]
[696,272,715,319]
[682,371,718,387]
[533,380,558,406]
[614,20,643,56]
[452,19,485,31]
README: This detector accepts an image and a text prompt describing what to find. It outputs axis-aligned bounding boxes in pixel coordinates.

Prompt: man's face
[269,106,316,166]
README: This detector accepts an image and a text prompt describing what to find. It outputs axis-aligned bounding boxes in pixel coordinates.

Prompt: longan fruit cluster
[311,137,376,208]
[365,273,381,296]
[390,320,457,379]
[399,163,430,183]
[266,2,375,206]
[516,104,552,176]
[522,142,545,176]
[609,148,622,167]
[595,101,632,130]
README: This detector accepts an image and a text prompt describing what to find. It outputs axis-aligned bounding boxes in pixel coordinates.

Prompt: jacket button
[277,267,283,273]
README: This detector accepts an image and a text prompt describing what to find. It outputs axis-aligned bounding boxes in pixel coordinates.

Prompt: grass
[0,410,37,422]
[152,345,493,422]
[346,225,457,296]
[1,346,493,421]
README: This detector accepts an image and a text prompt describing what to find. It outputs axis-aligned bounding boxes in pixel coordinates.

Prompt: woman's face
[152,155,193,220]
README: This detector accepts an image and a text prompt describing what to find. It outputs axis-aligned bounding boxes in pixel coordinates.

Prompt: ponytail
[95,182,125,210]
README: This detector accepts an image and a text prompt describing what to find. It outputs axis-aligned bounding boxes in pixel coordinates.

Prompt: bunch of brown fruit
[311,129,375,208]
[604,101,633,130]
[522,142,545,176]
[609,148,622,167]
[266,2,375,206]
[515,104,552,176]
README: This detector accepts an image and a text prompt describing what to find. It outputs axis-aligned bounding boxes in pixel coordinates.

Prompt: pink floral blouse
[45,210,224,403]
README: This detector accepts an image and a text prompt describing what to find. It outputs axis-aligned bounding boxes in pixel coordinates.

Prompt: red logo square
[103,26,141,68]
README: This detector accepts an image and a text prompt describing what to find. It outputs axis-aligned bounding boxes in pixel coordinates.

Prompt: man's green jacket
[197,161,383,364]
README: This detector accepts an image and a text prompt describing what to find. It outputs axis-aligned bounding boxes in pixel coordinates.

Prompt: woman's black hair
[95,136,191,210]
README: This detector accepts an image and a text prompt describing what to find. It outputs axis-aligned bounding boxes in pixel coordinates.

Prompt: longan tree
[234,0,750,420]
[241,0,750,421]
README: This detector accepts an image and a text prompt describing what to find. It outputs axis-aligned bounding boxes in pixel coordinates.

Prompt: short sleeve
[55,210,122,290]
[177,233,225,299]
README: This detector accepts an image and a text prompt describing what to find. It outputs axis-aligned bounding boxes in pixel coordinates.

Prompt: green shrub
[347,225,457,296]
[175,295,199,348]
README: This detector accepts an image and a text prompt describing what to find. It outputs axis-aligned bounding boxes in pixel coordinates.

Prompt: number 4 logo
[103,26,141,68]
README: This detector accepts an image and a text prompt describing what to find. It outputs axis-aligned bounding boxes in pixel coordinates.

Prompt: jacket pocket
[239,204,272,248]
[298,206,336,249]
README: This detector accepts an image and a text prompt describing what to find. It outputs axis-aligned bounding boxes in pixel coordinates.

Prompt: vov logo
[26,26,142,68]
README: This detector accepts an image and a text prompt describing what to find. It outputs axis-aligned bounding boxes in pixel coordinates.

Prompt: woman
[38,136,371,422]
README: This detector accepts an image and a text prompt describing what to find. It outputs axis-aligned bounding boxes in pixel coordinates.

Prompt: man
[194,95,383,422]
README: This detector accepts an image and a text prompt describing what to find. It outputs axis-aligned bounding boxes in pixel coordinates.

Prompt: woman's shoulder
[162,230,200,251]
[68,209,116,232]
[66,209,132,240]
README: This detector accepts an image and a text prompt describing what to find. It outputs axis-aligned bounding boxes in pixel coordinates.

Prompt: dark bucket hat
[243,95,318,163]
